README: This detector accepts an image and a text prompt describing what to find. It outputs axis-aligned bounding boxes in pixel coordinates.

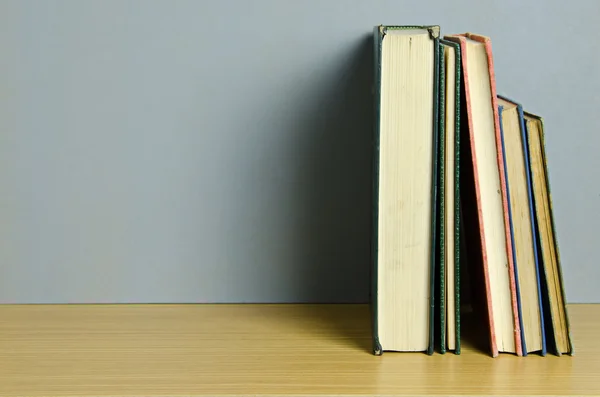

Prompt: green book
[437,39,462,355]
[372,25,440,355]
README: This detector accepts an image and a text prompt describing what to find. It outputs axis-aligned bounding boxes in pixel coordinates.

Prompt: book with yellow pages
[523,112,573,356]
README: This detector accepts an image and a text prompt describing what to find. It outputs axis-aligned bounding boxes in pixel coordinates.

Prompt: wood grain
[0,304,595,396]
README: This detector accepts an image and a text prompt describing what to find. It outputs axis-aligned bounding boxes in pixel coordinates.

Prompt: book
[498,96,546,355]
[371,25,440,355]
[438,38,462,355]
[444,33,522,357]
[523,112,573,356]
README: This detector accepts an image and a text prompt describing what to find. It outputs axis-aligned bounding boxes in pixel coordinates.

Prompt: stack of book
[371,25,573,357]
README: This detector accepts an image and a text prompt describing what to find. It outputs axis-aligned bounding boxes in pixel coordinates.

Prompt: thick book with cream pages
[372,25,440,355]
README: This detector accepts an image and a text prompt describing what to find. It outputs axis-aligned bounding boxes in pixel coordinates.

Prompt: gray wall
[1,0,598,303]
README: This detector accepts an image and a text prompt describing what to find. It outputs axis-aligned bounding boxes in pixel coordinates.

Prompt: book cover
[371,24,384,356]
[444,33,522,357]
[371,25,440,355]
[438,38,462,355]
[436,39,446,355]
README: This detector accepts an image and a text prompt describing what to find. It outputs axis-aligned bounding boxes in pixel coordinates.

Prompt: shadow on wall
[290,34,374,303]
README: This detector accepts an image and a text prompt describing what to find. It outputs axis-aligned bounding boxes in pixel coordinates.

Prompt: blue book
[497,96,547,356]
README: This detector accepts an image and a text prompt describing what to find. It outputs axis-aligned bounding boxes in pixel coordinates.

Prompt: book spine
[371,25,383,356]
[437,39,446,356]
[453,42,462,356]
[428,33,441,356]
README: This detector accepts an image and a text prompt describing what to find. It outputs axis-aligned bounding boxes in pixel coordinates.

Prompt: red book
[445,33,522,357]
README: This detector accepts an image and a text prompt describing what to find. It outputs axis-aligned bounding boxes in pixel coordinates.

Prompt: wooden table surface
[0,303,596,396]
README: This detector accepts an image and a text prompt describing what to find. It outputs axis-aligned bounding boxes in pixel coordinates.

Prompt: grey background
[0,0,598,303]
